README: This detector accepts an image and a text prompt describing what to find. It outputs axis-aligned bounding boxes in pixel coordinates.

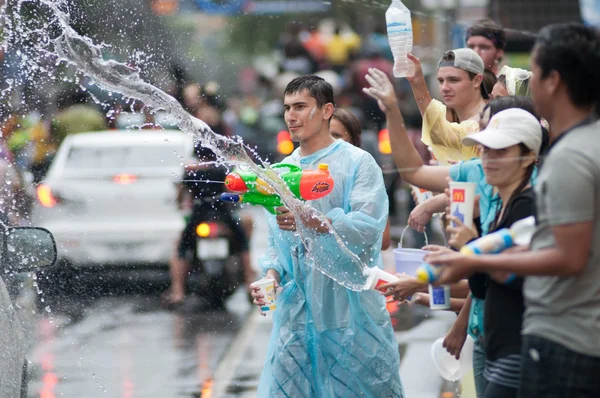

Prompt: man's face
[283,89,329,143]
[467,36,502,71]
[437,67,479,110]
[529,49,551,120]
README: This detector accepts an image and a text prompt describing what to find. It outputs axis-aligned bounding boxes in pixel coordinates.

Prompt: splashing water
[2,0,380,291]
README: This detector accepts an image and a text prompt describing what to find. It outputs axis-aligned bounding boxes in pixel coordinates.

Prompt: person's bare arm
[406,53,433,116]
[428,222,594,284]
[443,295,471,359]
[363,68,450,192]
[412,294,465,312]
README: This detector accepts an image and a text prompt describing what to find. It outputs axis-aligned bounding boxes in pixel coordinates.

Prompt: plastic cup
[411,184,434,205]
[369,268,400,291]
[255,278,277,312]
[428,284,451,310]
[367,268,400,302]
[449,182,476,228]
[430,335,475,381]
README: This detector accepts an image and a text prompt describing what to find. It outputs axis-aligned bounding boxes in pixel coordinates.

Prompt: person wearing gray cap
[401,48,490,166]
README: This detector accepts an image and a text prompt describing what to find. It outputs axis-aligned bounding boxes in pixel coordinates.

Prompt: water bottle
[386,0,414,78]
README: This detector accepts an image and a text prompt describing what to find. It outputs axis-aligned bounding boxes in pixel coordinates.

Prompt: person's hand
[410,292,429,307]
[443,320,468,359]
[405,53,423,85]
[249,269,280,316]
[362,68,398,113]
[424,251,475,285]
[299,211,331,234]
[446,216,479,250]
[408,202,433,233]
[276,206,297,232]
[379,273,426,301]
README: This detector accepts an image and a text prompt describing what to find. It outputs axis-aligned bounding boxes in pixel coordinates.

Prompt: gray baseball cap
[438,48,488,98]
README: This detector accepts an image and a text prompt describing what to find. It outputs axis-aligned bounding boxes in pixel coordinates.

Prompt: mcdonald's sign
[452,189,465,203]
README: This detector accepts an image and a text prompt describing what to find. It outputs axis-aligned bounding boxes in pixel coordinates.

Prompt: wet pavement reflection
[24,285,252,398]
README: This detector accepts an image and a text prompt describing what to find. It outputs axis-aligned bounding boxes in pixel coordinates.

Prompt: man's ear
[322,103,334,120]
[545,70,561,97]
[473,74,484,90]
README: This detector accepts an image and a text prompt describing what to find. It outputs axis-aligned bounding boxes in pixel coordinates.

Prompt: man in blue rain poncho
[249,75,403,397]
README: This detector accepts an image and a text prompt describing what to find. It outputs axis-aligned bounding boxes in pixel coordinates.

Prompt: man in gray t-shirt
[524,120,600,358]
[427,23,600,397]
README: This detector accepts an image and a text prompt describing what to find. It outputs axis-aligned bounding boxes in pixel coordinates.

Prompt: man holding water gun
[248,75,404,397]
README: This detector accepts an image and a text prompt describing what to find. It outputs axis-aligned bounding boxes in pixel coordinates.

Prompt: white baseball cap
[462,108,542,155]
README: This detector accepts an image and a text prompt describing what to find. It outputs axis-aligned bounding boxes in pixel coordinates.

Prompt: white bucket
[393,226,428,276]
[430,335,474,381]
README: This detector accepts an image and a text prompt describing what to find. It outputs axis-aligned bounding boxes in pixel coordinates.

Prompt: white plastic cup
[411,184,434,205]
[369,268,400,291]
[428,284,451,310]
[449,182,476,228]
[430,335,474,381]
[367,268,400,302]
[255,278,277,312]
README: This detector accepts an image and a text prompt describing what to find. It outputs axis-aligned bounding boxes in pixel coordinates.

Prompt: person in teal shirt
[249,75,403,397]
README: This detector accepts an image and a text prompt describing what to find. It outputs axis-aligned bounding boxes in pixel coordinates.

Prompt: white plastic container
[431,335,474,381]
[394,225,428,276]
[411,184,434,205]
[449,181,476,229]
[367,268,400,302]
[386,0,414,78]
[428,284,451,310]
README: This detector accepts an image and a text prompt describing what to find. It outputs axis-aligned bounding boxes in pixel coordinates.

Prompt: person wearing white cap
[438,110,539,398]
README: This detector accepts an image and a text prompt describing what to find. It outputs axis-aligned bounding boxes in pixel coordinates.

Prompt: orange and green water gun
[220,163,334,214]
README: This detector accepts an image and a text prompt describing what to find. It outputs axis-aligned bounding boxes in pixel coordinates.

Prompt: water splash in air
[2,0,380,291]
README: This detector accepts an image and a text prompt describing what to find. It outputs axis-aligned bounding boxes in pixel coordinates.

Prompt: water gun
[460,216,535,256]
[416,216,536,284]
[220,163,334,214]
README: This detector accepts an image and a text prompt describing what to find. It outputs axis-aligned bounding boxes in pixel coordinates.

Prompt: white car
[0,226,57,397]
[32,130,194,268]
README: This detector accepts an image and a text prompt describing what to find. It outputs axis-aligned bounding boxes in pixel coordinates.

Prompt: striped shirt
[484,354,521,389]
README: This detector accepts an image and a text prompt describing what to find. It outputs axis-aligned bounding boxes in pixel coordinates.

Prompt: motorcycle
[185,205,244,309]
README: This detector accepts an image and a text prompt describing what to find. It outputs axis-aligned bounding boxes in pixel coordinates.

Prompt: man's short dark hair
[284,75,335,108]
[467,19,506,50]
[534,23,600,108]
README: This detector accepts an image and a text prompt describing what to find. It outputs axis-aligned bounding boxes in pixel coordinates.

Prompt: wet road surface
[24,285,253,398]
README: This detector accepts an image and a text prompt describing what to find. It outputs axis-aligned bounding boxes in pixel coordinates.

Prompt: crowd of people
[248,19,600,398]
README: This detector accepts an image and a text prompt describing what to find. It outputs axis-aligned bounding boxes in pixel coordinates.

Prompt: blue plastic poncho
[257,140,404,397]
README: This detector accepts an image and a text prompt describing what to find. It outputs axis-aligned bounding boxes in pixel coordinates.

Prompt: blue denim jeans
[473,338,488,398]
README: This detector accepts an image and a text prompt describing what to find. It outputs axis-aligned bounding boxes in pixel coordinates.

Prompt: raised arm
[363,68,450,193]
[406,53,433,116]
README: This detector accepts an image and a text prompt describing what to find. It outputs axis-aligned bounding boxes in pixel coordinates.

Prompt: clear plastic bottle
[386,0,414,78]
